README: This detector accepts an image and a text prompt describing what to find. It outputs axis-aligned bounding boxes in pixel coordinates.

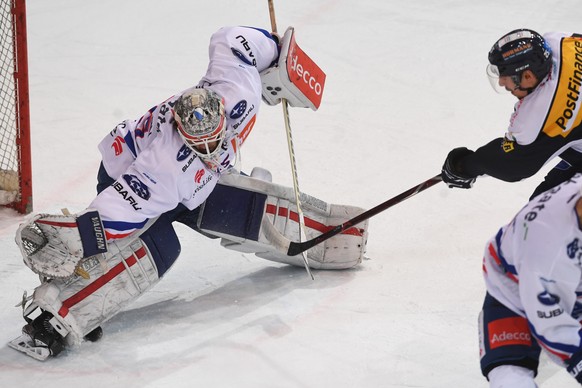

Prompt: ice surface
[1,0,580,386]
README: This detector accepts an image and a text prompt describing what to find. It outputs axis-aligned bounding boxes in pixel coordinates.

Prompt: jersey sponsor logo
[286,32,326,109]
[220,152,231,169]
[122,174,151,200]
[112,136,125,156]
[571,359,582,378]
[238,114,256,144]
[537,308,564,319]
[230,100,247,119]
[488,317,531,349]
[231,48,253,66]
[232,104,255,130]
[142,171,157,185]
[232,35,256,67]
[194,169,205,184]
[541,38,582,138]
[523,184,563,222]
[194,173,213,195]
[181,153,197,172]
[537,290,560,305]
[177,144,193,161]
[501,138,515,152]
[112,181,142,211]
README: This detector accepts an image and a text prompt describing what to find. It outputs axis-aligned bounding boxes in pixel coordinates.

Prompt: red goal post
[0,0,32,214]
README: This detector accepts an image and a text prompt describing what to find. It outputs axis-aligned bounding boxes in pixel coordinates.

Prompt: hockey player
[479,173,582,387]
[9,25,281,360]
[441,29,582,199]
[9,25,368,361]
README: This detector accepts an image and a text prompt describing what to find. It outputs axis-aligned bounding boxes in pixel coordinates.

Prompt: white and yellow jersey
[506,32,582,147]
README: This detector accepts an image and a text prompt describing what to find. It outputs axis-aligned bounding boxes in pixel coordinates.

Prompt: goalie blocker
[260,27,326,110]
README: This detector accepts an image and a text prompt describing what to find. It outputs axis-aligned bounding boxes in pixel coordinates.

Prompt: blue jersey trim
[495,228,518,276]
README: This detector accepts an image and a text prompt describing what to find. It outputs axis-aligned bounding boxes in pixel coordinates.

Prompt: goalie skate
[8,311,65,361]
[9,333,52,361]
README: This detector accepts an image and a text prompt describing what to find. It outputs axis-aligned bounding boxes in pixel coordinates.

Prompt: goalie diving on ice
[8,25,369,361]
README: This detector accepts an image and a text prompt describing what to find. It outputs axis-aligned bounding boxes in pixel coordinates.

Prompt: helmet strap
[511,72,538,96]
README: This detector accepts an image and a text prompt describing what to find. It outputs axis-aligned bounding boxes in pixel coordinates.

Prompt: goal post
[0,0,32,214]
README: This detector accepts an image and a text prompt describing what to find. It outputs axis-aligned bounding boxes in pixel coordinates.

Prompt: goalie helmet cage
[0,0,32,213]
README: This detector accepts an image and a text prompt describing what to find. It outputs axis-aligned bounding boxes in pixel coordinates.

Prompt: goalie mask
[173,89,226,159]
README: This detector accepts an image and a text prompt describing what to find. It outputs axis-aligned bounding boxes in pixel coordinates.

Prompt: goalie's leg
[9,214,181,360]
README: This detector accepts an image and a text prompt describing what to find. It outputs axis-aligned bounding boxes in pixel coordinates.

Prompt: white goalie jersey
[91,26,279,240]
[9,24,369,362]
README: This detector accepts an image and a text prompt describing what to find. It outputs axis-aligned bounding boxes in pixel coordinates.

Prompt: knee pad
[479,293,541,377]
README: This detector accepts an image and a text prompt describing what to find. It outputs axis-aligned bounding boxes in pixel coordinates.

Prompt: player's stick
[267,0,314,279]
[284,175,443,256]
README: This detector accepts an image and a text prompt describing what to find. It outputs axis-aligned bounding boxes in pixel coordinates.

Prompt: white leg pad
[199,171,368,269]
[25,237,159,346]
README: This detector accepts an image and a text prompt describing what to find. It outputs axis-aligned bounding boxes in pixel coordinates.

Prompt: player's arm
[444,134,563,186]
[202,26,279,77]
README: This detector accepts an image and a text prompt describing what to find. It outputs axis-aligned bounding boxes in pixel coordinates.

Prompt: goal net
[0,0,32,213]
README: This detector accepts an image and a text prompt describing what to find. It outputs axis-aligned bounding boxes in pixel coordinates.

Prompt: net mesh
[0,0,30,212]
[0,0,18,175]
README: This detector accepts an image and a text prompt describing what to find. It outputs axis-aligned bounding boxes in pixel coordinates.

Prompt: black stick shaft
[286,174,443,256]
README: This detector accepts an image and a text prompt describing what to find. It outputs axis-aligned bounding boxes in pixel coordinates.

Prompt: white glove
[15,209,107,278]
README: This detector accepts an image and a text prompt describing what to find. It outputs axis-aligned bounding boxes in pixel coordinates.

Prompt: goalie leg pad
[198,172,368,269]
[198,183,267,243]
[21,216,180,347]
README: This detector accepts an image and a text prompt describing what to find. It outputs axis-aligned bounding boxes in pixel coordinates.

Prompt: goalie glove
[15,209,108,279]
[260,27,326,110]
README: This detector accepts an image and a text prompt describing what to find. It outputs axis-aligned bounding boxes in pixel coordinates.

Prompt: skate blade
[8,334,51,361]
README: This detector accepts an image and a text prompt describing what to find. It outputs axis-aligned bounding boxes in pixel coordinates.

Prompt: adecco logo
[286,33,326,109]
[488,317,531,349]
[289,55,324,96]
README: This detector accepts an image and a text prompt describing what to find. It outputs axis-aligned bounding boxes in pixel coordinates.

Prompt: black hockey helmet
[487,29,552,91]
[488,29,552,79]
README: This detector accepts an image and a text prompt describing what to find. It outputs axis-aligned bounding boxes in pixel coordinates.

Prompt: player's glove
[15,209,108,278]
[442,147,477,189]
[567,350,582,385]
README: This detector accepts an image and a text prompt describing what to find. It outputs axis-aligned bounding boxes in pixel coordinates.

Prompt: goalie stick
[278,174,443,257]
[267,0,314,279]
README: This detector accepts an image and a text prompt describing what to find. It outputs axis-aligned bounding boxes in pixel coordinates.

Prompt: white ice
[1,0,580,387]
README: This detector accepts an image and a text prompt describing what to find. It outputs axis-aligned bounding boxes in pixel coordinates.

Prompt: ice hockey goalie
[8,170,368,361]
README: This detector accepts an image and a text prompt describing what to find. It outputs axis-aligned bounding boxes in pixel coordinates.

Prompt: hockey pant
[23,214,180,346]
[193,171,368,269]
[479,292,541,378]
